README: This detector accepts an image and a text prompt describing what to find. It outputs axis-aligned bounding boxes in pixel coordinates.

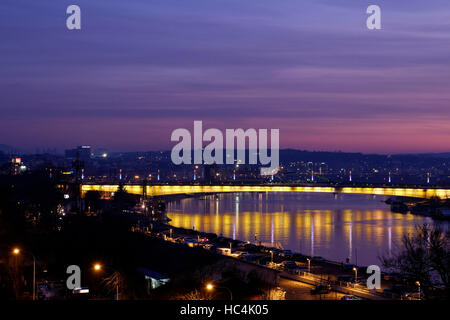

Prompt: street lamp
[12,247,36,301]
[93,263,102,271]
[353,267,358,283]
[270,250,273,263]
[206,283,233,300]
[93,263,119,301]
[307,258,311,273]
[415,281,421,300]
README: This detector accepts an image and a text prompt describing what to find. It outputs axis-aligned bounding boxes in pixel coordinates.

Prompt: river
[167,192,449,266]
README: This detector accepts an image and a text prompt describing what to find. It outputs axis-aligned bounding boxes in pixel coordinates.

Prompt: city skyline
[2,0,450,153]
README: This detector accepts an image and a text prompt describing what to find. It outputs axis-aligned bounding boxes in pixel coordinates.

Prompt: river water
[167,192,449,266]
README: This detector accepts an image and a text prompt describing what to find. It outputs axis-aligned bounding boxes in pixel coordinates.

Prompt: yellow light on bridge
[79,184,450,199]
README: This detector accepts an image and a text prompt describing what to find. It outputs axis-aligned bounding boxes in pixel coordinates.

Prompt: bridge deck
[81,184,450,199]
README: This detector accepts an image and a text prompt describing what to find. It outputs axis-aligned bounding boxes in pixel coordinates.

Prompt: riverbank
[156,191,446,299]
[386,197,450,220]
[146,221,403,300]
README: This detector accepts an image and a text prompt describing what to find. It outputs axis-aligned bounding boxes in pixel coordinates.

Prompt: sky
[1,0,450,154]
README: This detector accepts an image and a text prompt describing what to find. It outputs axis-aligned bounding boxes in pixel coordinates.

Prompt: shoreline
[158,191,449,270]
[159,192,368,269]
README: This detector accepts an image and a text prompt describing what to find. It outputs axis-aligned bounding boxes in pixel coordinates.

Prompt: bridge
[81,184,450,199]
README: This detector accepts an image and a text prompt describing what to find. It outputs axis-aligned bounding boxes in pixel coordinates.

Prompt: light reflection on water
[167,192,449,266]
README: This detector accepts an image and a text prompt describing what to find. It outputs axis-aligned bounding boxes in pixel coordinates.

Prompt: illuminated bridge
[81,184,450,199]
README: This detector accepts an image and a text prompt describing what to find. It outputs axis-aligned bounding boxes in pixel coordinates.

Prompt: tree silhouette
[381,224,450,299]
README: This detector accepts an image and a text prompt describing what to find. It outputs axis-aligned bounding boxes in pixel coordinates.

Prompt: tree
[112,183,137,210]
[381,224,450,299]
[102,271,125,300]
[174,289,212,300]
[84,190,102,212]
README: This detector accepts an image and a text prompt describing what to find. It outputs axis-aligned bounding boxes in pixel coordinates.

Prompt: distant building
[65,146,92,161]
[11,157,26,175]
[137,267,170,293]
[203,164,218,184]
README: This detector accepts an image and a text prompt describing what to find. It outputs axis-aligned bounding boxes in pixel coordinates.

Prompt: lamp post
[270,250,273,263]
[13,247,36,301]
[307,258,311,273]
[415,281,421,300]
[206,283,232,300]
[353,267,358,283]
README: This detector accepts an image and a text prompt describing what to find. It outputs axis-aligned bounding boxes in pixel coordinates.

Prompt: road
[280,271,390,300]
[279,278,346,300]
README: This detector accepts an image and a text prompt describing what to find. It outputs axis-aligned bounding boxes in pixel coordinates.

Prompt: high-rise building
[65,146,92,161]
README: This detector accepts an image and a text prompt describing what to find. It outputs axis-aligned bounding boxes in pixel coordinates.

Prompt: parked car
[402,292,421,300]
[184,237,198,247]
[280,250,293,257]
[202,244,214,250]
[341,295,362,300]
[271,249,283,256]
[280,261,298,270]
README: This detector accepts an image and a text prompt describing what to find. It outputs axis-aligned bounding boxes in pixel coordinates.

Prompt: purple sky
[1,0,450,153]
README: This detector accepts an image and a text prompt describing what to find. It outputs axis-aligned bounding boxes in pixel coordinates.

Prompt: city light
[416,281,421,300]
[81,184,450,199]
[205,283,232,300]
[93,263,102,271]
